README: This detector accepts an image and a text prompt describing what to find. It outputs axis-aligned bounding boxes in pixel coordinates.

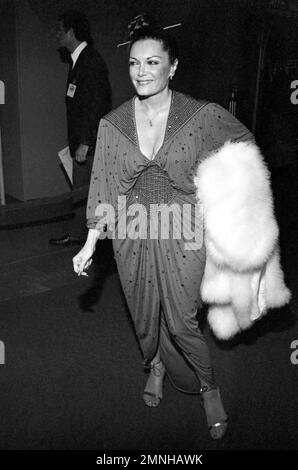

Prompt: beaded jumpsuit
[87,92,253,393]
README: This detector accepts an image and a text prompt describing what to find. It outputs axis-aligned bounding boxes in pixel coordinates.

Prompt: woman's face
[129,39,177,97]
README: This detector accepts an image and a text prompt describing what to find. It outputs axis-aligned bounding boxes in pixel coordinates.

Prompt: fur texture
[195,140,291,340]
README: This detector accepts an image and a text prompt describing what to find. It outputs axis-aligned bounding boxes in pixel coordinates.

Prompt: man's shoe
[49,234,83,246]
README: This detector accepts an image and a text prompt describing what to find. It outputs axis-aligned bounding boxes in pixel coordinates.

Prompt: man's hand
[75,144,89,163]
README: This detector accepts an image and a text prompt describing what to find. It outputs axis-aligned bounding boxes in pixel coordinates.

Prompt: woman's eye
[129,61,137,66]
[148,61,159,65]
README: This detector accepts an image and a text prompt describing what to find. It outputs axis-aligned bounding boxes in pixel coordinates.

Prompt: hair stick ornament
[117,23,182,47]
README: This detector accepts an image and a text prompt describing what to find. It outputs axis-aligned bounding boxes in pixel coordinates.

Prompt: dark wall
[17,0,70,200]
[1,0,71,200]
[0,0,24,200]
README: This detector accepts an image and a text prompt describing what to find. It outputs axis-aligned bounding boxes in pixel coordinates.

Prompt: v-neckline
[133,91,174,162]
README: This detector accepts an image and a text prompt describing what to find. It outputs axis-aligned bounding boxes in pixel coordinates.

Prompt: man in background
[50,10,111,246]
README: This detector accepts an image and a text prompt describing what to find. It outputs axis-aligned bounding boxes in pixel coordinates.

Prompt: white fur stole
[195,140,291,339]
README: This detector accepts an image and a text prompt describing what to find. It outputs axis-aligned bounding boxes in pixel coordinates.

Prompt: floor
[0,165,297,450]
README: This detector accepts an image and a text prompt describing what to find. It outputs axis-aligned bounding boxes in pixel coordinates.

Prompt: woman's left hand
[72,245,94,276]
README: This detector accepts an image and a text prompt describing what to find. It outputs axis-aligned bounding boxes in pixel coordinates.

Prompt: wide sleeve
[86,119,119,230]
[200,102,254,155]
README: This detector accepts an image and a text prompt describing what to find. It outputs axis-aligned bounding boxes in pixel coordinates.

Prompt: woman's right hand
[72,245,94,276]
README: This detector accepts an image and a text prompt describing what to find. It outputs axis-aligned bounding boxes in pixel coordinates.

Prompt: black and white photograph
[0,0,297,461]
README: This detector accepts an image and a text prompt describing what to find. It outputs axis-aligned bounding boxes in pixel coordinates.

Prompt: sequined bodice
[128,164,178,211]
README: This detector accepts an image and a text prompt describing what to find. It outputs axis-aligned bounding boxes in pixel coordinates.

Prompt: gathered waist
[127,164,179,210]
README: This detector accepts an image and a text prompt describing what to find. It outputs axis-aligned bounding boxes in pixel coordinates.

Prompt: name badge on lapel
[67,83,77,98]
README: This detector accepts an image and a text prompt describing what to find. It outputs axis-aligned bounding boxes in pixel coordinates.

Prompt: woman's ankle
[143,360,166,407]
[200,387,228,439]
[149,359,165,377]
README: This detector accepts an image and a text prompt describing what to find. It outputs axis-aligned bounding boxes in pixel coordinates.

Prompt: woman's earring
[170,74,174,80]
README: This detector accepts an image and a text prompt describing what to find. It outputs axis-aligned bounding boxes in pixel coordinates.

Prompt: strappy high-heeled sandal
[200,386,228,440]
[143,360,166,408]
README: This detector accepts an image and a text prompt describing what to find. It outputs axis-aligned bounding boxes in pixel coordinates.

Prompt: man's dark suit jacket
[66,45,111,189]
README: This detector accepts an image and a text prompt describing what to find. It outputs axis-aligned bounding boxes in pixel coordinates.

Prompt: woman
[73,15,290,440]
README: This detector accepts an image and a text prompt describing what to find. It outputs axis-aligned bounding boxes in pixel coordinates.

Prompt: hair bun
[128,13,160,39]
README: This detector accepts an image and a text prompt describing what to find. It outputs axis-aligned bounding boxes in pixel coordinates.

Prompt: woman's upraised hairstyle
[59,10,93,46]
[128,14,179,64]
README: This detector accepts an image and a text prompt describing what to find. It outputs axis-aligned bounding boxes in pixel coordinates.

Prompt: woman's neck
[138,88,172,112]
